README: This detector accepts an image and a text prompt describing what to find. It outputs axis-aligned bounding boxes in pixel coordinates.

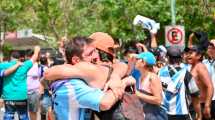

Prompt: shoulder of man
[0,61,14,69]
[24,59,33,64]
[195,62,209,74]
[158,66,169,77]
[196,62,206,68]
[15,60,33,73]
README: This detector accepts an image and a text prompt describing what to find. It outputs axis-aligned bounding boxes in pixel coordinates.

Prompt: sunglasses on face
[136,58,145,63]
[97,49,113,62]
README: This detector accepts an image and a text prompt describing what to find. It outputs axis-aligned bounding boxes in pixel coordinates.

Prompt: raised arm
[188,33,195,48]
[150,33,158,48]
[31,46,41,63]
[4,61,22,76]
[126,55,137,76]
[136,43,148,52]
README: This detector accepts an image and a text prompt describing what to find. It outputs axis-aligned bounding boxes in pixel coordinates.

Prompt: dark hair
[123,47,138,55]
[197,52,204,62]
[144,64,154,72]
[190,50,204,62]
[40,56,48,65]
[122,41,138,55]
[11,51,20,59]
[64,36,93,64]
[25,49,34,57]
[168,56,182,65]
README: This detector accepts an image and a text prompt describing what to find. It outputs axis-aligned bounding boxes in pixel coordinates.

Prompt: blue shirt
[52,79,104,120]
[131,68,141,90]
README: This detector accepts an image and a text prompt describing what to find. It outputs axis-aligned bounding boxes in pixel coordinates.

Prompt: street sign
[165,25,185,47]
[17,29,32,39]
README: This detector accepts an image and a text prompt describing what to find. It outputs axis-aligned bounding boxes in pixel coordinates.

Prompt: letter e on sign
[165,26,185,47]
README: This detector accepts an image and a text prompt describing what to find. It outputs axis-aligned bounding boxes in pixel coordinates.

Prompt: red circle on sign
[167,28,183,44]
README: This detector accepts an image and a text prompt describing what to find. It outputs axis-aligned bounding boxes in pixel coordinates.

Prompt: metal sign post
[171,0,176,25]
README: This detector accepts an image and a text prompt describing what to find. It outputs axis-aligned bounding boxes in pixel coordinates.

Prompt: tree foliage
[0,0,215,47]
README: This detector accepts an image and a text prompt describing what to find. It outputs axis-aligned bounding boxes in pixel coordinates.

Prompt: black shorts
[168,114,191,120]
[189,104,196,120]
[201,102,215,120]
[211,100,215,119]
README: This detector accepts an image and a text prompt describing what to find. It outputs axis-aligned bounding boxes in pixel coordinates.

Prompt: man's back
[0,60,33,100]
[159,66,199,115]
[51,78,104,120]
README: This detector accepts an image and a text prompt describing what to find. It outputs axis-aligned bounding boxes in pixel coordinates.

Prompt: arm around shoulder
[3,61,22,76]
[44,64,83,80]
[99,89,119,111]
[112,62,128,78]
[44,62,96,82]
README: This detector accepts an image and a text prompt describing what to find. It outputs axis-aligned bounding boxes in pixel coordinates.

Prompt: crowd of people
[0,30,214,120]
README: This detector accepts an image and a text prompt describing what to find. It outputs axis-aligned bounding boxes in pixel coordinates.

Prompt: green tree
[0,0,215,48]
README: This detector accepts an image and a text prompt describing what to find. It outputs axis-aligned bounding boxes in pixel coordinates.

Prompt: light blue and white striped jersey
[52,79,104,120]
[180,63,191,72]
[158,66,199,115]
[203,59,215,100]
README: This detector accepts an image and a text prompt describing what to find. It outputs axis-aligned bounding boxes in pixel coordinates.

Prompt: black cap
[167,47,182,57]
[183,47,190,53]
[186,45,202,54]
